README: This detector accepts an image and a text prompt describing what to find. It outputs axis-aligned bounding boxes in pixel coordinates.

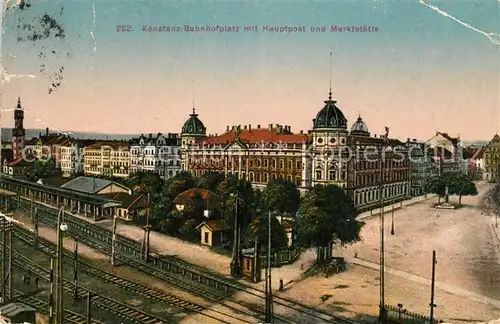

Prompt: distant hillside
[0,128,142,142]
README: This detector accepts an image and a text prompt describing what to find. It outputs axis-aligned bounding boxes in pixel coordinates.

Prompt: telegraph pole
[49,258,54,324]
[144,193,151,262]
[265,210,274,323]
[34,207,39,248]
[429,250,437,324]
[73,237,79,299]
[7,224,12,301]
[230,189,240,277]
[86,292,91,324]
[111,215,117,266]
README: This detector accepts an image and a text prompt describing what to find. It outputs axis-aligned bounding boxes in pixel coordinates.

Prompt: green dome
[181,108,206,136]
[312,92,347,130]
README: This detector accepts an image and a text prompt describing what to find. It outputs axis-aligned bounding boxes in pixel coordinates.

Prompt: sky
[0,0,499,141]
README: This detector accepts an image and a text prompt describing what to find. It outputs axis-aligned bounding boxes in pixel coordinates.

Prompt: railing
[261,246,301,267]
[385,305,442,324]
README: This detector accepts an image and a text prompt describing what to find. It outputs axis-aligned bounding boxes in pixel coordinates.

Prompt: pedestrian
[279,279,284,291]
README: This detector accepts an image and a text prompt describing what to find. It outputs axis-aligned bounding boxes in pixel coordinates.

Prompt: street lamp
[55,207,67,324]
[390,205,395,236]
[378,130,392,324]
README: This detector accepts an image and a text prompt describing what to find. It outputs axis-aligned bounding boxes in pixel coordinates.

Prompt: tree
[424,176,446,204]
[127,171,164,194]
[33,157,57,178]
[163,171,196,201]
[261,179,300,220]
[446,173,478,206]
[244,212,288,251]
[197,171,226,192]
[216,175,255,233]
[295,184,361,265]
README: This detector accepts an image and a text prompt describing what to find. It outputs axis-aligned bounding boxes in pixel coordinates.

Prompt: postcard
[0,1,499,323]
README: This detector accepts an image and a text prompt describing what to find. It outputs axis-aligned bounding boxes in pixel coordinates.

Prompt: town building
[11,97,26,161]
[59,139,89,177]
[196,220,230,247]
[406,139,437,196]
[102,192,148,221]
[173,188,221,218]
[483,134,500,181]
[468,147,485,180]
[426,132,463,175]
[130,133,181,180]
[83,141,130,178]
[181,88,411,210]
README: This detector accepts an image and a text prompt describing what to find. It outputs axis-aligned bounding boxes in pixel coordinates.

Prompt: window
[296,161,301,169]
[271,159,277,169]
[329,170,336,180]
[257,159,261,167]
[280,159,284,169]
[264,159,269,168]
[316,170,322,180]
[272,173,277,180]
[288,160,293,170]
[264,173,269,182]
[287,175,292,182]
[295,176,301,186]
[204,232,209,243]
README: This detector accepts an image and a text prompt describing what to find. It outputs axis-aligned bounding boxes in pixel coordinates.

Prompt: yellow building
[483,134,500,181]
[83,141,131,179]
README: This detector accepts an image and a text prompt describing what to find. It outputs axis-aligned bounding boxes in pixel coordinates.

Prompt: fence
[261,246,301,268]
[385,305,442,324]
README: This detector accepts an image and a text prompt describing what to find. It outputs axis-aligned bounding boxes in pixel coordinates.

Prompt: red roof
[196,220,230,232]
[471,147,485,160]
[197,128,310,146]
[7,155,36,167]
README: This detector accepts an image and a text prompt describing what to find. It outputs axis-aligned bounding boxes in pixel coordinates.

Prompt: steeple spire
[328,52,332,100]
[192,79,195,110]
[16,96,22,109]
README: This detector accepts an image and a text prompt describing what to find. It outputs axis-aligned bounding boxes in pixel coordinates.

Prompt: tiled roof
[438,132,459,146]
[7,155,36,167]
[38,175,72,187]
[61,176,129,194]
[103,192,146,209]
[130,133,180,146]
[85,141,130,150]
[197,128,310,146]
[196,220,230,232]
[173,188,221,209]
[471,147,485,160]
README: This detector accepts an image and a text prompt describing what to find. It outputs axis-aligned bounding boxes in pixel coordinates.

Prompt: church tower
[12,97,26,160]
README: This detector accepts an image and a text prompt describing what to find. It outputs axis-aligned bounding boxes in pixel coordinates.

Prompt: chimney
[413,138,417,142]
[248,124,251,131]
[268,124,273,131]
[215,133,218,136]
[46,127,49,135]
[148,133,152,138]
[257,124,261,129]
[407,138,410,142]
[226,125,230,132]
[374,134,377,138]
[244,125,247,130]
[300,130,304,134]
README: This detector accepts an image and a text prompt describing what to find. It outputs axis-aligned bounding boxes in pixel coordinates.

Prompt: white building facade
[130,133,181,180]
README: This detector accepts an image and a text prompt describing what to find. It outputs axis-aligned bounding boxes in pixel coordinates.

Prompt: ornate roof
[181,108,206,137]
[312,91,347,130]
[350,115,370,136]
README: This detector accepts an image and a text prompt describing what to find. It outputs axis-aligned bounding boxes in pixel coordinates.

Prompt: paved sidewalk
[347,256,500,309]
[357,194,436,221]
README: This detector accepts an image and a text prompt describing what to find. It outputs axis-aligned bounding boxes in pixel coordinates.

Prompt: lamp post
[390,205,395,235]
[378,129,392,324]
[55,207,67,324]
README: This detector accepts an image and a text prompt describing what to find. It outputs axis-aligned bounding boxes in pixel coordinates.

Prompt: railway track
[17,197,356,324]
[11,288,105,324]
[13,225,262,324]
[3,243,171,324]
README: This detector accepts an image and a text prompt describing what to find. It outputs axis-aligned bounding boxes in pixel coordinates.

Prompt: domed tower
[180,107,206,171]
[12,97,26,160]
[310,89,349,188]
[350,115,370,137]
